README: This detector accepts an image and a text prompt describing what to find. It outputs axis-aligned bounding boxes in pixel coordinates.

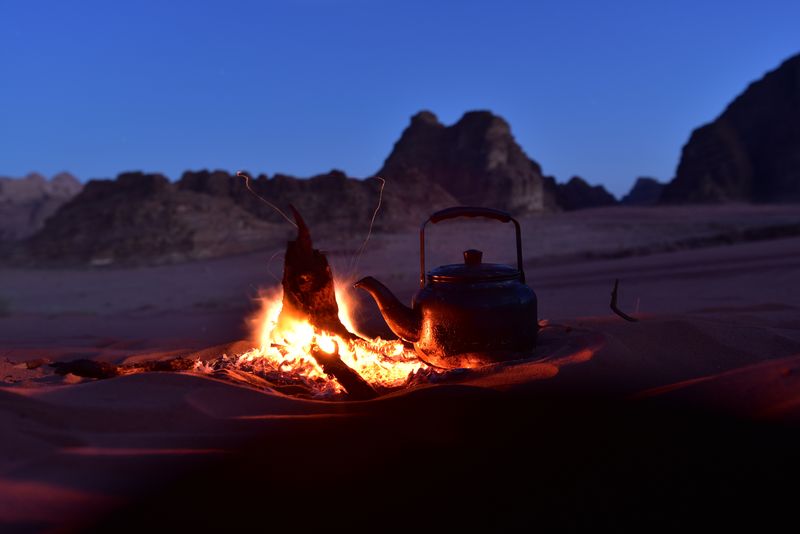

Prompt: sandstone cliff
[0,172,82,240]
[22,172,287,265]
[662,53,800,203]
[378,111,548,213]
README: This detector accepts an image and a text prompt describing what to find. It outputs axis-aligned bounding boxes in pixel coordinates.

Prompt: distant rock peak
[379,110,547,213]
[411,110,441,126]
[621,177,664,206]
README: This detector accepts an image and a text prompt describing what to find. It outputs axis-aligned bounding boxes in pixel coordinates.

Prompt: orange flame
[236,282,426,396]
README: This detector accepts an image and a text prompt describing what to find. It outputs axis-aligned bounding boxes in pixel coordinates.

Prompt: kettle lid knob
[463,249,483,265]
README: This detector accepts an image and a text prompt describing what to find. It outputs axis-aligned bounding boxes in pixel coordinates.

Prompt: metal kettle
[355,206,538,368]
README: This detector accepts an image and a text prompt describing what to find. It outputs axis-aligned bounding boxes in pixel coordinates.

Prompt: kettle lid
[427,249,521,284]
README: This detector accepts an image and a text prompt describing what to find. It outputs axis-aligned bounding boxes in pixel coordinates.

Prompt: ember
[229,285,427,397]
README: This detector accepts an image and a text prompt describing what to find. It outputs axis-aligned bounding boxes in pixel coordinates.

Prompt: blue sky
[1,0,799,196]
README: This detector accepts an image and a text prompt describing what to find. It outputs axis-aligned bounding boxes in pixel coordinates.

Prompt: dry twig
[610,279,638,322]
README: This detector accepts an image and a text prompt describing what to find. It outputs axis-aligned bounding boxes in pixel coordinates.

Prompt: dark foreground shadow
[86,385,800,532]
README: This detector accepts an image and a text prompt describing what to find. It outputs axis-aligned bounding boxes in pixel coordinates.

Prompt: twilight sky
[1,0,799,196]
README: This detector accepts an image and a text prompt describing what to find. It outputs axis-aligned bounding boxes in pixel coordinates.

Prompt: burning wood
[281,206,357,341]
[277,206,376,399]
[310,339,377,400]
[229,205,427,398]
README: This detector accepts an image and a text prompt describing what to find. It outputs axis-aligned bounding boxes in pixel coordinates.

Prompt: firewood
[281,205,358,341]
[50,359,120,379]
[310,341,377,400]
[279,205,378,399]
[49,357,195,379]
[131,358,195,372]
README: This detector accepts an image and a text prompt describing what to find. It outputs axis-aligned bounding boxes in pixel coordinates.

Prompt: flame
[234,282,427,397]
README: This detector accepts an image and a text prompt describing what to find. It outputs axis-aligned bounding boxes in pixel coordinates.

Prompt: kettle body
[355,206,538,368]
[412,269,537,368]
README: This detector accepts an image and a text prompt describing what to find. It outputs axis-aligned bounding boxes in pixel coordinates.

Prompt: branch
[610,279,638,323]
[311,340,377,400]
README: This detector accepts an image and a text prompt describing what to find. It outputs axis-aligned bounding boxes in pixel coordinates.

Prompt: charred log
[279,205,379,398]
[133,358,196,372]
[310,341,377,400]
[49,357,196,379]
[281,205,357,340]
[50,359,119,379]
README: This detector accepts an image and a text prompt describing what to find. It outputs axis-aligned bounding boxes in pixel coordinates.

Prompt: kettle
[355,206,538,368]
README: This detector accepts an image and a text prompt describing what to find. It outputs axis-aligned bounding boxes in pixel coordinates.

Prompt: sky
[1,0,799,197]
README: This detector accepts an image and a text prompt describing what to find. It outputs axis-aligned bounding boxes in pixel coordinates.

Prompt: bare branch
[610,279,638,322]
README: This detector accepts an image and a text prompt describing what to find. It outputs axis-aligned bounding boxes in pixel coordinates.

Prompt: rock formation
[177,168,456,234]
[21,172,287,266]
[621,177,665,206]
[19,168,457,265]
[0,172,82,240]
[378,111,548,213]
[662,53,800,203]
[546,176,617,211]
[13,109,627,265]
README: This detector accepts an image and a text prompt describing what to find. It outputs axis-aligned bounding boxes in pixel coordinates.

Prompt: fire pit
[199,206,430,399]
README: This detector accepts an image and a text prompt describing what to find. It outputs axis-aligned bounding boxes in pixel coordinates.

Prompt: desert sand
[2,204,800,530]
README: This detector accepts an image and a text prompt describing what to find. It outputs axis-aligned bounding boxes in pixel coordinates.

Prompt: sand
[1,204,800,530]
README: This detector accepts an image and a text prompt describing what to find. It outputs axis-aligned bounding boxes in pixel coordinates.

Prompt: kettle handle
[420,206,525,287]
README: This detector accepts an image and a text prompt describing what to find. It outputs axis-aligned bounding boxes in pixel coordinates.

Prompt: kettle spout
[354,276,421,343]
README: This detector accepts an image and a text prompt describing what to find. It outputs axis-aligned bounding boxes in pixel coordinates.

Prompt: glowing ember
[231,282,427,397]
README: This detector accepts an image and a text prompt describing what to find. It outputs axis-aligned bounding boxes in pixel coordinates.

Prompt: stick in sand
[610,279,639,323]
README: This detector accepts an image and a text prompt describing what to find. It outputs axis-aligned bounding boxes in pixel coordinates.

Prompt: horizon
[2,0,800,197]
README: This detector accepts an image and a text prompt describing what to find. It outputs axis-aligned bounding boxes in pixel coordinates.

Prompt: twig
[350,176,386,273]
[236,171,297,228]
[266,248,285,283]
[610,279,638,322]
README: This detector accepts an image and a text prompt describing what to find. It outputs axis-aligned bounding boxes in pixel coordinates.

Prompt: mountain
[662,53,800,203]
[21,172,287,266]
[18,168,457,266]
[378,111,549,213]
[0,172,82,240]
[621,177,665,206]
[177,168,456,233]
[545,176,617,211]
[13,109,623,266]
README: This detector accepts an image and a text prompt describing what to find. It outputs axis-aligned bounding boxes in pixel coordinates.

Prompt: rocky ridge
[0,172,82,240]
[11,109,673,266]
[544,176,618,211]
[21,172,288,266]
[662,53,800,203]
[622,177,665,206]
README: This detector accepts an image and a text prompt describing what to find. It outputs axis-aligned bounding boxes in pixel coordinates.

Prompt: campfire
[228,284,428,399]
[198,206,430,399]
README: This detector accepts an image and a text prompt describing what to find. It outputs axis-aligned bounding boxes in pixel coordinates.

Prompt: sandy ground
[1,204,800,531]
